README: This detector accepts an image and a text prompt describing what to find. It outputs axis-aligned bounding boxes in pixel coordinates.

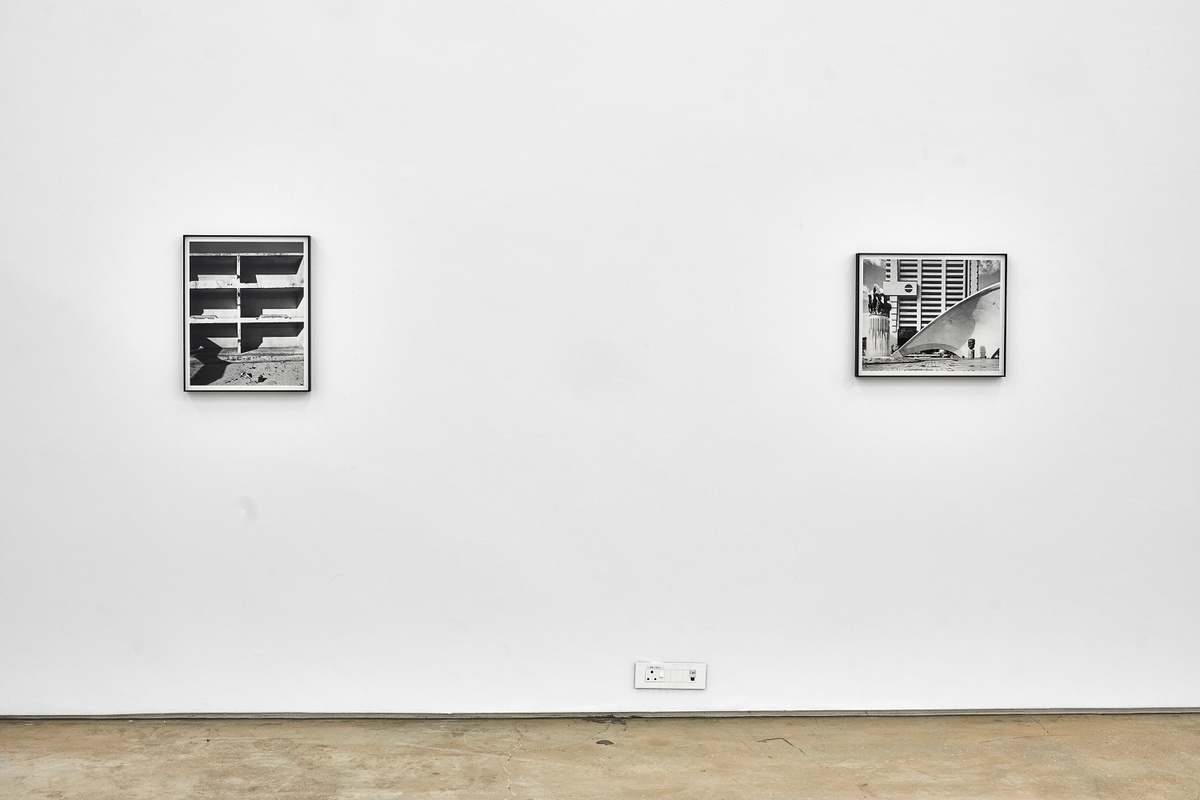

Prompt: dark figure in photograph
[867,286,891,317]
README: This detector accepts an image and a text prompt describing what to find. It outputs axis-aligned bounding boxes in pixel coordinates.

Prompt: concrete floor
[3,714,1199,799]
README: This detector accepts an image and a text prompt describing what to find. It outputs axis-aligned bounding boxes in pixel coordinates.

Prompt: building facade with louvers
[883,257,981,348]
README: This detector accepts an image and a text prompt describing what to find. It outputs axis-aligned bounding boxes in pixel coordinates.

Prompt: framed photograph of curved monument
[856,253,1005,377]
[185,235,310,391]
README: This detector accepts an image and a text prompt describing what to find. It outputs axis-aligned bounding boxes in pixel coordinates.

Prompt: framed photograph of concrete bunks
[185,235,310,391]
[856,253,1005,377]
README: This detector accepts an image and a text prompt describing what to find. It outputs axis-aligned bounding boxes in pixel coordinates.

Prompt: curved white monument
[897,283,1003,358]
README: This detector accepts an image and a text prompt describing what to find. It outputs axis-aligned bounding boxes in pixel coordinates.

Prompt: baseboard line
[4,708,1199,721]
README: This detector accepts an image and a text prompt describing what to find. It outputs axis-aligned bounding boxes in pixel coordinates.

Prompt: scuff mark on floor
[502,724,524,798]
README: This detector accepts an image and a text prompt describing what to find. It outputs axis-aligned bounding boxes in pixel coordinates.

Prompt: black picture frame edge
[183,234,312,393]
[855,252,1007,379]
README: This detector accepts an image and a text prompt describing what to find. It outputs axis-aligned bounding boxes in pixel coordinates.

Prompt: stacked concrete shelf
[184,235,310,391]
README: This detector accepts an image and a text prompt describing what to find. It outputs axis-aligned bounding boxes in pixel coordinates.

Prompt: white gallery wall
[2,0,1199,715]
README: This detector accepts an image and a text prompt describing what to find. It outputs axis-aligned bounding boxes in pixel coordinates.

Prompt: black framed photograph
[856,253,1005,377]
[185,235,310,391]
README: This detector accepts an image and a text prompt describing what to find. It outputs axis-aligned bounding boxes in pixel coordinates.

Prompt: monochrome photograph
[184,235,310,391]
[856,253,1005,377]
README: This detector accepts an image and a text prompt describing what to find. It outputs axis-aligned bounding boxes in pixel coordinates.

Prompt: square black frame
[184,235,311,392]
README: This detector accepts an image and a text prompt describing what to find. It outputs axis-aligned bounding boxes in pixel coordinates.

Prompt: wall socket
[634,661,707,689]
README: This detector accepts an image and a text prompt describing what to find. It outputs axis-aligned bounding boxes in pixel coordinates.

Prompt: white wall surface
[2,0,1199,715]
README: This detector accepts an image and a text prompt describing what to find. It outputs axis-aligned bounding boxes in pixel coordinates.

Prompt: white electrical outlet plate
[634,661,707,689]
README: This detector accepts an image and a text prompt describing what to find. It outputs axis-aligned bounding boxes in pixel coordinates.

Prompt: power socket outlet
[634,661,707,689]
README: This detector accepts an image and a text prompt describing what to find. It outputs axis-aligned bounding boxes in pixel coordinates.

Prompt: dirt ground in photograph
[862,358,1001,374]
[189,355,304,387]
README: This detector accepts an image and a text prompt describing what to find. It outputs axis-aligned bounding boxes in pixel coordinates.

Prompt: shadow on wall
[242,255,304,284]
[241,322,304,352]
